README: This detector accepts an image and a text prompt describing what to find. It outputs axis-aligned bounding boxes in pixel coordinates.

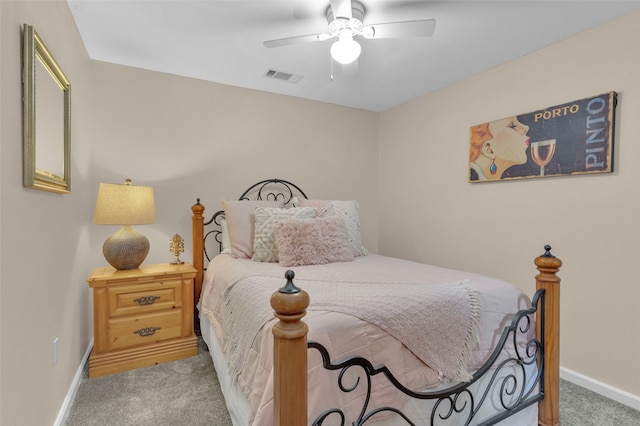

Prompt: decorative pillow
[252,207,316,262]
[297,199,367,257]
[221,199,285,259]
[220,218,231,254]
[274,216,355,267]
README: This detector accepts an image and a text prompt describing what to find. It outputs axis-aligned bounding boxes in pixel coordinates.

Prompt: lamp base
[103,225,150,270]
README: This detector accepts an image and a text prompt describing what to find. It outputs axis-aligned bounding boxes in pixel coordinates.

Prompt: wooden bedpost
[535,245,562,426]
[271,270,310,426]
[191,199,205,332]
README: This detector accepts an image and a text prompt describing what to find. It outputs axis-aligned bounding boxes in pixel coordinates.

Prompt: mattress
[198,253,538,425]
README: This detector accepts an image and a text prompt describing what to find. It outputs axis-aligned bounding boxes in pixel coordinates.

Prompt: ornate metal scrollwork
[133,326,161,337]
[309,289,546,426]
[133,295,160,305]
[238,178,308,204]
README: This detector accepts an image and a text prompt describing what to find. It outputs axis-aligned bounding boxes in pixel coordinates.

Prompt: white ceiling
[67,1,640,112]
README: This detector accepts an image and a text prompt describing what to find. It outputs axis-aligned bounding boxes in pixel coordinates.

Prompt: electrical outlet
[53,337,59,365]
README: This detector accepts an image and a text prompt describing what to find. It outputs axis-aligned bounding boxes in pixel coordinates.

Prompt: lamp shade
[93,180,156,225]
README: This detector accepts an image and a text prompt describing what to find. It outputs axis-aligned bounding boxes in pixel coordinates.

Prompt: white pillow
[220,218,231,254]
[252,206,316,262]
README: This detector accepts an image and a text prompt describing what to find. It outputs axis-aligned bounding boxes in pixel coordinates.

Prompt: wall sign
[469,92,616,182]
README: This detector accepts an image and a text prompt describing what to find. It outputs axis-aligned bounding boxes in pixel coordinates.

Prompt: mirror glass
[23,24,71,194]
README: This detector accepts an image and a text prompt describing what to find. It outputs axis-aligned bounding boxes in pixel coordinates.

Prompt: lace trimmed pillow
[295,199,367,257]
[252,206,316,262]
[220,218,232,254]
[274,216,355,267]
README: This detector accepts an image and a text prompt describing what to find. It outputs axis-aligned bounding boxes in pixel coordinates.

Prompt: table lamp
[92,179,156,270]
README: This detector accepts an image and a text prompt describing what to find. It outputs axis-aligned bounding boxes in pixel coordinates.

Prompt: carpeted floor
[63,339,640,425]
[559,380,640,426]
[63,339,232,426]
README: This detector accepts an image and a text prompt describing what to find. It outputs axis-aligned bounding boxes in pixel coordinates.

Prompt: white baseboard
[561,366,640,412]
[54,338,93,426]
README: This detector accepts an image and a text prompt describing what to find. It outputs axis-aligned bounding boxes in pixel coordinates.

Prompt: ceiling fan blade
[330,0,352,19]
[264,33,330,48]
[363,19,436,39]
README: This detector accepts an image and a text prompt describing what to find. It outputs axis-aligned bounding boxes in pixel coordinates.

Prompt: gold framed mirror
[22,24,71,194]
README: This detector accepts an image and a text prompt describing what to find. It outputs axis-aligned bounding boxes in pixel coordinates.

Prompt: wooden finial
[271,271,309,320]
[192,200,204,215]
[535,245,563,274]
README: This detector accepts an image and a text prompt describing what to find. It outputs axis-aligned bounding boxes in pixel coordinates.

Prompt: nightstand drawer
[108,310,183,351]
[107,279,183,317]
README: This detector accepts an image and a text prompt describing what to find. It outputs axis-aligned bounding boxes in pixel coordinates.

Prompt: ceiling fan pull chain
[330,54,334,81]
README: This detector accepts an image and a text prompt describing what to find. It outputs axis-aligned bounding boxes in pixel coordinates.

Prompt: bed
[190,178,561,426]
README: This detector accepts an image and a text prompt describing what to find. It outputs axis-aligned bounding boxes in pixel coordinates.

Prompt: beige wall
[379,10,640,397]
[0,3,4,421]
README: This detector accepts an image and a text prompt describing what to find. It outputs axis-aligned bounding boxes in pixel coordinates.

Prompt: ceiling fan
[263,0,436,65]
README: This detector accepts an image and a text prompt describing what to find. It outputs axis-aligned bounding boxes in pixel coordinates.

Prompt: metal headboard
[201,178,309,264]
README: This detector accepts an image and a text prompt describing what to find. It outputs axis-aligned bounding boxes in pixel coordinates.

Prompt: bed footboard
[271,246,562,426]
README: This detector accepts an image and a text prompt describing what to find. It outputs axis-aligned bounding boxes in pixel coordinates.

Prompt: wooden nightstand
[87,262,198,378]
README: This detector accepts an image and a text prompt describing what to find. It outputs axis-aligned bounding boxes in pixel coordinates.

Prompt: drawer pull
[133,295,161,305]
[133,326,161,337]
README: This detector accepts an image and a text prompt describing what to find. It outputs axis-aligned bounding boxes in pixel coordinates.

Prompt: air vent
[263,69,303,84]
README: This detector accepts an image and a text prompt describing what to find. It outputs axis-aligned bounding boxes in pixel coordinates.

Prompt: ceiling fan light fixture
[330,32,361,64]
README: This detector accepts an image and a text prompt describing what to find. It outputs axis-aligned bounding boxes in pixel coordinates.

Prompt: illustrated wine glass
[530,139,556,176]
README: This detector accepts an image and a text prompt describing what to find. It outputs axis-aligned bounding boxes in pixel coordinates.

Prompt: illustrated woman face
[487,117,530,165]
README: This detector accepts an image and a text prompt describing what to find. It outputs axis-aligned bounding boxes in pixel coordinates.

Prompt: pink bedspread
[199,254,532,425]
